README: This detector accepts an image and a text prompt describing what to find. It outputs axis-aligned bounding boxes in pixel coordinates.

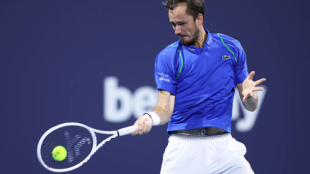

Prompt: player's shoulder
[156,40,180,61]
[212,33,242,49]
[159,40,180,54]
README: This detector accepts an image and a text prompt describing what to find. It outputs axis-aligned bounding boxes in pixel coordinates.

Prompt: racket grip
[117,125,138,136]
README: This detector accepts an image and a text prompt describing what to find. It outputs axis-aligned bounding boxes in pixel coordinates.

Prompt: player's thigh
[161,136,206,174]
[223,158,254,174]
[222,140,254,174]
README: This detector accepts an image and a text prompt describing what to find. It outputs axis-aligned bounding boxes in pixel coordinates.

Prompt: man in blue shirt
[132,0,266,173]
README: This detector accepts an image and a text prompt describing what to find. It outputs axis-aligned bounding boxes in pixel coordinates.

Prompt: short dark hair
[162,0,206,21]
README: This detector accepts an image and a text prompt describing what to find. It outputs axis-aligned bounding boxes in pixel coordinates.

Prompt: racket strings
[40,126,94,169]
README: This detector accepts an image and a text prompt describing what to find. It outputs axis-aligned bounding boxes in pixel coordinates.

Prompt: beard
[179,27,199,46]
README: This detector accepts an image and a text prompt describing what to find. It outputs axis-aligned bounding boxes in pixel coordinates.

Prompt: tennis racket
[37,122,137,172]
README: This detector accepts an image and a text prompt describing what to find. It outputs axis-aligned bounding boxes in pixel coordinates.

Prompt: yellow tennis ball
[52,146,67,161]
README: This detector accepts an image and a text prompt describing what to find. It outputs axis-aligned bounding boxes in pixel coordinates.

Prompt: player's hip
[160,133,253,174]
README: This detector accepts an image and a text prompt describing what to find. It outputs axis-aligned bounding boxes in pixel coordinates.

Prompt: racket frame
[37,122,136,172]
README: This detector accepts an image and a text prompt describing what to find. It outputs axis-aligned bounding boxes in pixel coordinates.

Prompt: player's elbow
[243,101,258,112]
[245,103,258,112]
[246,107,257,112]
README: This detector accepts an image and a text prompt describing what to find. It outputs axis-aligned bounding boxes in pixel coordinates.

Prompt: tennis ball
[52,146,67,161]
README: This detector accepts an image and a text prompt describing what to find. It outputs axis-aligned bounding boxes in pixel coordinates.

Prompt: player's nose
[174,26,181,35]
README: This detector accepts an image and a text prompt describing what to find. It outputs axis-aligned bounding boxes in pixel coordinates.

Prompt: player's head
[163,0,206,46]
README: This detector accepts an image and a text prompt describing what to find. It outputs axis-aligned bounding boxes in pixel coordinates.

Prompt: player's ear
[196,13,204,26]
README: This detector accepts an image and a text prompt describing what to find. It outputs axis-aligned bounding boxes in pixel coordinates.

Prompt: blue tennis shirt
[154,29,248,133]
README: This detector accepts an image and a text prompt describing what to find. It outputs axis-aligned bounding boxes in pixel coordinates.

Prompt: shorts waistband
[170,132,231,140]
[169,127,228,136]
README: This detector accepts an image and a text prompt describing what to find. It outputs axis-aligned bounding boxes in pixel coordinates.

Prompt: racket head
[37,123,97,172]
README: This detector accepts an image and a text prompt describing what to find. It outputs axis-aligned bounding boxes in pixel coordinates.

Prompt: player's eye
[177,22,186,26]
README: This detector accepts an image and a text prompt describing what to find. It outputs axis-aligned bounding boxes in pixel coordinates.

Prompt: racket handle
[117,125,138,136]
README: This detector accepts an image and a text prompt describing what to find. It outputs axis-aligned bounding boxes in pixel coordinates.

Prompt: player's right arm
[132,45,178,136]
[131,89,175,136]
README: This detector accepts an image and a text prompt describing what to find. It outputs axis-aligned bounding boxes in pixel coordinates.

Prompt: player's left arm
[237,71,266,112]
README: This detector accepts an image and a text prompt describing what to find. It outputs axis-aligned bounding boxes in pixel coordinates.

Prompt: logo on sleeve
[158,72,170,82]
[222,55,231,59]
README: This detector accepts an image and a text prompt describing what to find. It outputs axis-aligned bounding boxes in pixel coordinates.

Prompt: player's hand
[131,114,153,136]
[242,71,266,102]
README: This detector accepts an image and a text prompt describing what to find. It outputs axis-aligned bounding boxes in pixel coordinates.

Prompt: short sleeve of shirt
[154,52,177,95]
[234,41,249,84]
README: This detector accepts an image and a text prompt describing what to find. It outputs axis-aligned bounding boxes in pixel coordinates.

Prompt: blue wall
[1,0,308,173]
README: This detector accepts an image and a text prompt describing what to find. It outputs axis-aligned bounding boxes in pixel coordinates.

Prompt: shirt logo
[185,47,195,52]
[222,55,230,59]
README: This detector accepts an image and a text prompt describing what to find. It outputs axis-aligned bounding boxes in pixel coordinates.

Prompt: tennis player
[132,0,266,173]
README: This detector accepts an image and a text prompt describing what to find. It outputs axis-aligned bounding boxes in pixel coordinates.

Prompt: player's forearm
[243,92,258,112]
[151,105,173,125]
[132,104,172,136]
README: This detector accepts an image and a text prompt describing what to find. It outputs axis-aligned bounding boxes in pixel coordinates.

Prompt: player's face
[168,4,199,46]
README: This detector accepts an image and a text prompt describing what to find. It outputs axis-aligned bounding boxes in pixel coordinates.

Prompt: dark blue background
[1,0,308,173]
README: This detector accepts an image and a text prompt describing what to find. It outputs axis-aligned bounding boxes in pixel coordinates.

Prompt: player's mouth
[180,35,189,39]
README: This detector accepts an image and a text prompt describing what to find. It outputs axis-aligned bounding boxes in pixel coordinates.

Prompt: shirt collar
[205,28,212,47]
[183,28,212,54]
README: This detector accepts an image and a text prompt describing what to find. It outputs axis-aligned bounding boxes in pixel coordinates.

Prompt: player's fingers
[242,92,251,102]
[138,124,144,135]
[142,122,148,134]
[135,121,141,135]
[143,121,152,134]
[255,78,266,86]
[131,129,138,136]
[132,115,153,135]
[254,87,264,91]
[250,91,254,97]
[242,95,247,102]
[131,122,138,136]
[138,129,143,135]
[145,121,152,134]
[247,71,255,80]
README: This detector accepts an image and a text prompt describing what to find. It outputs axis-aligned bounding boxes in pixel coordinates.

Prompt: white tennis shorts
[160,133,254,174]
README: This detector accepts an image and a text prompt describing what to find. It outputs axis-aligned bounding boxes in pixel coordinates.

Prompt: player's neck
[193,28,207,49]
